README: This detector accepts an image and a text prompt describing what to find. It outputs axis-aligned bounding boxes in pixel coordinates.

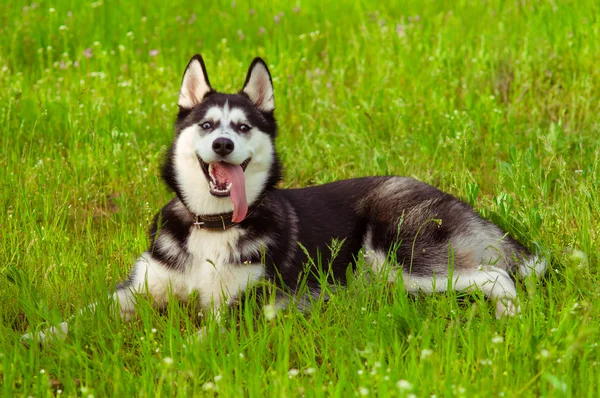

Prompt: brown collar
[189,212,239,231]
[187,196,265,231]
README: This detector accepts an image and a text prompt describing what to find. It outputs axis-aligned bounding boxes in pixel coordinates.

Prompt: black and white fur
[25,55,547,342]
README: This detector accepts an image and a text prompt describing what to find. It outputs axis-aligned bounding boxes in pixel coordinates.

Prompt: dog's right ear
[178,55,212,109]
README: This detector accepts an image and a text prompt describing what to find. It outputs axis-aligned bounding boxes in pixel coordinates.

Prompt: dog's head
[162,55,281,221]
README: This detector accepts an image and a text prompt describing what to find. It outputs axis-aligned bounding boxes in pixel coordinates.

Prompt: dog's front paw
[495,298,521,319]
[21,322,69,345]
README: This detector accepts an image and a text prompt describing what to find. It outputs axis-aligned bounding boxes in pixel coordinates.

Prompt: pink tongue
[212,162,248,222]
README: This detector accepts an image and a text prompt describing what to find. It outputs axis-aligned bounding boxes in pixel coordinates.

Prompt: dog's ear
[241,58,274,112]
[178,55,212,109]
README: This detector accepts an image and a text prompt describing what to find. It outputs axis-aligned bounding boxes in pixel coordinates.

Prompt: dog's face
[162,56,281,221]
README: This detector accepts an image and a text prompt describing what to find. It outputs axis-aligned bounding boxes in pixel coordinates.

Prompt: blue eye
[239,124,251,132]
[201,122,212,130]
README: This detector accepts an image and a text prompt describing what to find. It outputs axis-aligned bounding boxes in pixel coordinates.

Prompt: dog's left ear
[178,54,212,109]
[242,58,275,112]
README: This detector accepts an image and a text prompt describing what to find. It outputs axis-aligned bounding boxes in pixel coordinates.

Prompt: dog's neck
[181,194,267,231]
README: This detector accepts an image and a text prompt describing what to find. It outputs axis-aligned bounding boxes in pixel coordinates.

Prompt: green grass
[1,0,599,396]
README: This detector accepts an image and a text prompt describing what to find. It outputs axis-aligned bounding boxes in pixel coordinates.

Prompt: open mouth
[197,156,251,223]
[198,157,251,197]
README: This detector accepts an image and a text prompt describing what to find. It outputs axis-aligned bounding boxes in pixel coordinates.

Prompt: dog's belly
[128,227,265,309]
[179,228,266,307]
[178,258,264,307]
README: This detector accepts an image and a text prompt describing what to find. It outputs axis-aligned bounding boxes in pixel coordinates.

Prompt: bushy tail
[518,254,548,278]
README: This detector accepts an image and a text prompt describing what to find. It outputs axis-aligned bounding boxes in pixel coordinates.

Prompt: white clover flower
[359,387,369,396]
[214,374,222,382]
[162,357,173,365]
[397,379,413,391]
[202,382,215,391]
[263,304,277,320]
[569,250,588,268]
[491,336,504,344]
[421,349,433,359]
[288,368,299,378]
[303,367,316,375]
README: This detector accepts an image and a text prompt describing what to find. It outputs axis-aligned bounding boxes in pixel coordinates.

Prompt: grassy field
[1,0,599,396]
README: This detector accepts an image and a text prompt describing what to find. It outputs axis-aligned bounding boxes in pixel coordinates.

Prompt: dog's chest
[174,228,264,307]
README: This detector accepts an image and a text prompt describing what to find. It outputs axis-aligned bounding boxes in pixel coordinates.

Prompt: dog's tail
[517,254,548,278]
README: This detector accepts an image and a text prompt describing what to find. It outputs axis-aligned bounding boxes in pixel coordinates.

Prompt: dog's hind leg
[402,265,519,318]
[363,239,519,318]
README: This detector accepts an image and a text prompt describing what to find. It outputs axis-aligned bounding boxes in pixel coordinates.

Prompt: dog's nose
[212,137,234,156]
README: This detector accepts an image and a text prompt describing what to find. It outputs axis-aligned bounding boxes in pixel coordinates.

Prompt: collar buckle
[186,195,266,231]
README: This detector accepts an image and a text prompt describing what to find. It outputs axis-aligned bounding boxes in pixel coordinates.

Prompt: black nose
[212,137,234,156]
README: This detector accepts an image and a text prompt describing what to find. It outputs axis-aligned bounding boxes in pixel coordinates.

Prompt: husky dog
[25,55,546,342]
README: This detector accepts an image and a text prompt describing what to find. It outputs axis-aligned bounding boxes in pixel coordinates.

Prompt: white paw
[495,298,521,319]
[186,325,226,346]
[21,322,69,344]
[195,326,209,342]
